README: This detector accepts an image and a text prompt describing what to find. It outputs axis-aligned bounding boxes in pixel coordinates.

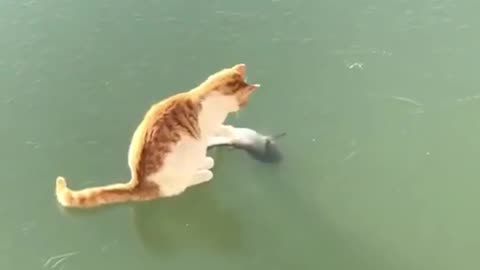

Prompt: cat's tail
[55,176,160,208]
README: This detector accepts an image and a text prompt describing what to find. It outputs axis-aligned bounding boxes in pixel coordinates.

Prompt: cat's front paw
[201,156,214,170]
[190,169,214,186]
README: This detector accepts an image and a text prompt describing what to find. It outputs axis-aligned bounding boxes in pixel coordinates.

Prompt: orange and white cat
[55,64,259,208]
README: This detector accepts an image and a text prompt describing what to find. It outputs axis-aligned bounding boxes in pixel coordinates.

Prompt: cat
[207,126,286,163]
[55,64,260,208]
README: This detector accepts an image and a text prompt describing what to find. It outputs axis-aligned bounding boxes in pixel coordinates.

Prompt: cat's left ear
[232,63,246,76]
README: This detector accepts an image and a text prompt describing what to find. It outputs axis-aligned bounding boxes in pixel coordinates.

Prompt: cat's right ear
[232,64,246,76]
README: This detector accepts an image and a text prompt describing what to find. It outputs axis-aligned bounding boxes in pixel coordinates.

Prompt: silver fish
[207,127,286,163]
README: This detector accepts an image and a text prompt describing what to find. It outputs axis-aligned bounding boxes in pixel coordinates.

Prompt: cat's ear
[232,63,246,76]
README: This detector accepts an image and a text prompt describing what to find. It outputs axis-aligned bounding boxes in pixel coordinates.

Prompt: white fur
[146,93,239,196]
[207,126,263,147]
[207,136,233,146]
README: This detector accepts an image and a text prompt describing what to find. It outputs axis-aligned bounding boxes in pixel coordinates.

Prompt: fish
[207,127,286,163]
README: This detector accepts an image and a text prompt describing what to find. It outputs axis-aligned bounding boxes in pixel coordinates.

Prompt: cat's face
[207,64,260,110]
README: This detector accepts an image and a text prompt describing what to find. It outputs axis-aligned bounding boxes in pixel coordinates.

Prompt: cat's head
[200,64,260,111]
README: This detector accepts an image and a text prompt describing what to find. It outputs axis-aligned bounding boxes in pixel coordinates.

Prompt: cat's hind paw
[190,169,214,186]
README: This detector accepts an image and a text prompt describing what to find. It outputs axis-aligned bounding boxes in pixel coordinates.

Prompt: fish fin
[270,132,287,140]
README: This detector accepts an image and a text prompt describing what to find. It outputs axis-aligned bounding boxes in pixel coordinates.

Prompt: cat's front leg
[212,124,236,138]
[207,136,233,148]
[207,124,237,148]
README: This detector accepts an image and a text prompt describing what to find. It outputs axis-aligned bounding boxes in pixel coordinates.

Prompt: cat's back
[128,92,203,180]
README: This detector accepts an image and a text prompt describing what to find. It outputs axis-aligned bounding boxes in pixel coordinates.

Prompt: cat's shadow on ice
[131,129,286,255]
[132,186,245,254]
